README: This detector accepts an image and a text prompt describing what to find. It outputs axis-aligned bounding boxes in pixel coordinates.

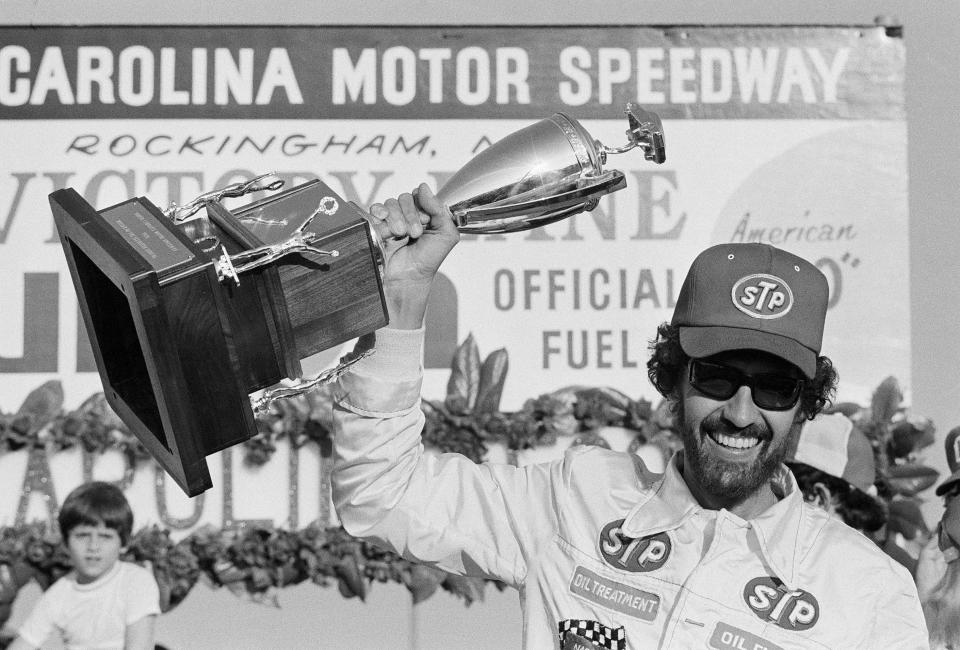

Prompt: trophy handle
[164,172,286,223]
[249,347,374,415]
[359,205,386,277]
[212,236,340,286]
[208,200,345,286]
[595,103,666,164]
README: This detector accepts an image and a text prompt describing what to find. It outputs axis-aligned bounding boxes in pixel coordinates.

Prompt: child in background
[9,482,159,650]
[785,412,887,534]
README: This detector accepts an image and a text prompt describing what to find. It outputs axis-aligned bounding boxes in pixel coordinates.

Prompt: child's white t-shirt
[17,561,160,650]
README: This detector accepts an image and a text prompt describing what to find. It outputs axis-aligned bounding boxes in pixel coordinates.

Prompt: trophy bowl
[438,103,665,234]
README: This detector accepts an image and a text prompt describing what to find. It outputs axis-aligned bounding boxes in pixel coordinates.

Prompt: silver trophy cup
[437,103,665,234]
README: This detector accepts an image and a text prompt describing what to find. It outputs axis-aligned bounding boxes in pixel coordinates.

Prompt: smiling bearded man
[332,186,930,649]
[647,244,831,518]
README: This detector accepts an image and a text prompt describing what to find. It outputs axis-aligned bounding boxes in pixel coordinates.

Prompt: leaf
[575,386,632,411]
[473,348,509,415]
[0,602,11,629]
[827,402,863,419]
[402,564,445,604]
[15,380,64,433]
[570,433,611,449]
[441,573,486,606]
[445,334,480,414]
[886,463,940,497]
[248,566,274,591]
[888,419,937,460]
[337,579,356,599]
[248,587,281,608]
[212,560,246,586]
[886,498,930,540]
[870,377,902,428]
[334,555,366,602]
[9,562,36,589]
[72,393,126,432]
[224,580,248,598]
[155,574,173,612]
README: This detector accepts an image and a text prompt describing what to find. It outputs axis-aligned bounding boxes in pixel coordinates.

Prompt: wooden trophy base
[50,179,386,496]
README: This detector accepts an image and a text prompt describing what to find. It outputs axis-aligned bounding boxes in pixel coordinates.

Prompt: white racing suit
[332,328,929,649]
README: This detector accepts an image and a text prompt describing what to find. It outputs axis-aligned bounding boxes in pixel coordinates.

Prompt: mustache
[700,413,772,441]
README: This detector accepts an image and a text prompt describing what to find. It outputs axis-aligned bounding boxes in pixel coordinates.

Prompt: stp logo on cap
[731,274,794,319]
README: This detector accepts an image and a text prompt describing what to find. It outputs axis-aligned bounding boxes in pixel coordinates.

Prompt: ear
[812,482,833,510]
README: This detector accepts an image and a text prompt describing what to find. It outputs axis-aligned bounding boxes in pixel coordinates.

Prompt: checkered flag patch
[557,619,626,650]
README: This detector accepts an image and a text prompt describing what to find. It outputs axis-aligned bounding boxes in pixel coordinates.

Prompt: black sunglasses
[688,359,805,411]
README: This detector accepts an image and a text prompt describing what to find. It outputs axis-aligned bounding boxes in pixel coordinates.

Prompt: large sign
[0,25,907,529]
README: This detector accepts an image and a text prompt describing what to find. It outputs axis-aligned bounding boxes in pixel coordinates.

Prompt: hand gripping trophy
[49,104,665,495]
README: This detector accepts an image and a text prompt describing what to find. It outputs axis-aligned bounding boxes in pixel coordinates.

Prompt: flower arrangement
[826,376,941,570]
[0,334,942,630]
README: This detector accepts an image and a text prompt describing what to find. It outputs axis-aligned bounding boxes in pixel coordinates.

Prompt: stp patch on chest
[599,519,671,572]
[743,576,819,631]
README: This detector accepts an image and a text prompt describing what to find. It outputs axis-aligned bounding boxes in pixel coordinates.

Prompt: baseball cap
[935,426,960,496]
[672,243,829,378]
[787,412,877,494]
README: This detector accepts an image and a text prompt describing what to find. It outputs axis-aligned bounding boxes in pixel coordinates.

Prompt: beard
[678,401,797,503]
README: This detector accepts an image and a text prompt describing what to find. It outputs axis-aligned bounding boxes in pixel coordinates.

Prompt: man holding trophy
[331,139,927,647]
[50,98,927,646]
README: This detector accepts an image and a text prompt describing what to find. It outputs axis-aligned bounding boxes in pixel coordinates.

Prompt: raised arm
[332,185,561,587]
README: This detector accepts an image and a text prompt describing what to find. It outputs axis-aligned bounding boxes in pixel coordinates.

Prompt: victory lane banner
[0,25,905,527]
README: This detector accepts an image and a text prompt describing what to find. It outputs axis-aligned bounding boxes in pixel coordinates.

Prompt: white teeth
[712,432,760,450]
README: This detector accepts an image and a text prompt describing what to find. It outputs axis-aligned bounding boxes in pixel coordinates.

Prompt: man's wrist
[384,278,434,329]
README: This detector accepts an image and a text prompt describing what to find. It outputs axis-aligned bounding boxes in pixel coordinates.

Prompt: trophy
[49,103,664,496]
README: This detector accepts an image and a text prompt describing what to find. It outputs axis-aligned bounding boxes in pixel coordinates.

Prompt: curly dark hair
[646,322,838,421]
[787,462,886,533]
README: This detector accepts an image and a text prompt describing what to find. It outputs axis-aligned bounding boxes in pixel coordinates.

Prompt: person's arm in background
[122,561,161,650]
[123,614,157,650]
[7,591,54,650]
[915,532,946,602]
[332,185,563,587]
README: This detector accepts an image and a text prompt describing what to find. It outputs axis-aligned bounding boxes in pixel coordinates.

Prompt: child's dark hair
[57,482,134,545]
[787,462,887,533]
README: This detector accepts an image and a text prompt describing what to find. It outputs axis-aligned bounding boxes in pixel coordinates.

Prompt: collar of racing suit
[618,451,808,591]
